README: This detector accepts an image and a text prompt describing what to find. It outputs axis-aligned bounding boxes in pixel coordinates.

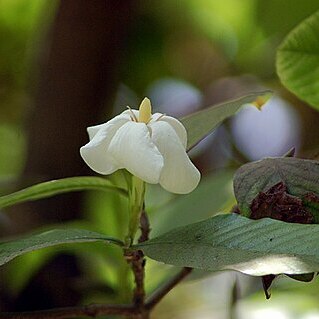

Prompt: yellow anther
[138,97,152,123]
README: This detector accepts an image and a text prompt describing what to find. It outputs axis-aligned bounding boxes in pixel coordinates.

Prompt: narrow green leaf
[0,228,123,266]
[180,91,272,150]
[137,214,319,276]
[277,10,319,109]
[0,176,127,209]
[233,157,319,216]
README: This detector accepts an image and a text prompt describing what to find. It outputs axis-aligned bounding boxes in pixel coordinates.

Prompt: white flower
[80,98,200,194]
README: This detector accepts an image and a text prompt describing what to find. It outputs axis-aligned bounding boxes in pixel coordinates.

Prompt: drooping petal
[87,123,108,140]
[80,115,129,174]
[150,121,200,194]
[108,121,164,184]
[151,114,187,148]
[87,111,133,139]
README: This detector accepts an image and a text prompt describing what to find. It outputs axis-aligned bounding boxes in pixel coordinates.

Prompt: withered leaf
[249,181,317,298]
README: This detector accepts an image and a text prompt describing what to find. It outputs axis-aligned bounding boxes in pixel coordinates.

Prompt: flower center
[138,97,152,123]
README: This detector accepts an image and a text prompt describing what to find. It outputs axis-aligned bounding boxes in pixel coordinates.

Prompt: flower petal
[80,116,129,174]
[108,121,164,183]
[150,112,163,121]
[87,123,108,140]
[87,111,133,139]
[150,121,200,194]
[151,114,187,148]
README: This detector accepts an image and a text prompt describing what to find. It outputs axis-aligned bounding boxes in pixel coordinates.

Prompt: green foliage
[0,228,123,266]
[277,10,319,109]
[0,0,57,121]
[137,213,319,276]
[150,170,235,236]
[3,221,125,296]
[0,176,127,209]
[233,157,319,216]
[4,246,54,294]
[0,124,25,176]
[257,0,319,37]
[180,91,272,150]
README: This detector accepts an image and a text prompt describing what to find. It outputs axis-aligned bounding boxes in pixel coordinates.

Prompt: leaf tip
[283,147,296,157]
[251,93,272,110]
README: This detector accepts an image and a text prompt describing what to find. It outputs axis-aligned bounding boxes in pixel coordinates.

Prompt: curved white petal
[87,123,108,140]
[150,121,200,194]
[108,121,164,184]
[87,112,132,139]
[150,115,187,148]
[80,117,129,174]
[151,112,164,121]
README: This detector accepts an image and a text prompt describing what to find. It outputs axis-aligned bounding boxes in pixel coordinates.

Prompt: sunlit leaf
[0,228,123,267]
[0,176,127,209]
[137,214,319,276]
[277,10,319,109]
[180,91,272,150]
[233,157,319,216]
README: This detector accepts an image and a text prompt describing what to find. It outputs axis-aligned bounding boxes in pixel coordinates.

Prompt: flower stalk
[126,175,145,246]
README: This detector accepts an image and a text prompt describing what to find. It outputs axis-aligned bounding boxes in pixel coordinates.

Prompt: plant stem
[125,210,150,318]
[126,175,145,246]
[145,267,193,310]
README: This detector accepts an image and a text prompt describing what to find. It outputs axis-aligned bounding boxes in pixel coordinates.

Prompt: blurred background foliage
[0,0,319,318]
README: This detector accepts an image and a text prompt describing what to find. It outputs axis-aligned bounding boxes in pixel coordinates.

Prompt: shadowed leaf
[137,214,319,276]
[233,157,319,216]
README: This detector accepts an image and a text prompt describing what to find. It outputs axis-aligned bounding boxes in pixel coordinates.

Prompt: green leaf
[0,176,127,209]
[137,214,319,276]
[180,91,272,150]
[150,170,235,236]
[0,228,123,266]
[277,10,319,109]
[233,157,319,216]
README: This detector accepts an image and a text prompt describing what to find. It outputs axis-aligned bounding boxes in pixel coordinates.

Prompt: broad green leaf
[137,214,319,276]
[0,176,127,209]
[180,91,272,150]
[277,10,319,109]
[0,228,123,266]
[233,157,319,216]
